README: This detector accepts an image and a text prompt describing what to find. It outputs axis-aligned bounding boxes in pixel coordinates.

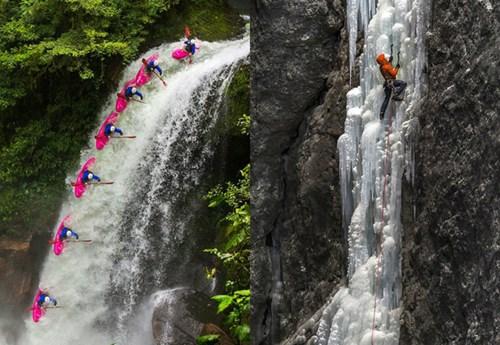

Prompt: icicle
[347,0,360,81]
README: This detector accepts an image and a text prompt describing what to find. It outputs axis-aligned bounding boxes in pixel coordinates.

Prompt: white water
[316,0,426,344]
[18,33,249,345]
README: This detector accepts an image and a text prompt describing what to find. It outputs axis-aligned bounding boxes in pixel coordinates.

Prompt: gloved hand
[75,234,79,240]
[53,299,57,306]
[389,56,393,63]
[396,63,400,68]
[97,177,101,182]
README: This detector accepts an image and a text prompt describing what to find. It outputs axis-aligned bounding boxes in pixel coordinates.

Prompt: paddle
[130,98,146,104]
[153,70,167,87]
[112,135,136,139]
[70,181,114,186]
[142,58,167,87]
[25,305,64,312]
[48,239,92,244]
[94,135,136,139]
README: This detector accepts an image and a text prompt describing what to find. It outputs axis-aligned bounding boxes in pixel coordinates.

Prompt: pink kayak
[95,111,120,150]
[135,53,159,87]
[52,215,71,256]
[171,48,190,60]
[172,39,201,61]
[73,157,96,198]
[31,289,45,323]
[115,79,135,113]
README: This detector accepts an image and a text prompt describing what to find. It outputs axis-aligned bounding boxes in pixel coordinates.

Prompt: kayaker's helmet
[44,296,50,304]
[153,60,159,67]
[110,125,116,132]
[66,230,72,237]
[88,173,94,180]
[131,87,137,94]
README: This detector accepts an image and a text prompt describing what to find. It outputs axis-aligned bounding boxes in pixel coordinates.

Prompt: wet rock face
[0,240,31,303]
[0,232,49,342]
[400,1,500,344]
[152,288,220,345]
[251,0,349,344]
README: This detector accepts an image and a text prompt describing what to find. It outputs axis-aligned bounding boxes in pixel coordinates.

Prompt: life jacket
[184,40,196,54]
[38,294,48,306]
[82,170,93,183]
[60,227,71,239]
[376,54,398,80]
[125,86,135,97]
[104,123,114,136]
[147,60,156,71]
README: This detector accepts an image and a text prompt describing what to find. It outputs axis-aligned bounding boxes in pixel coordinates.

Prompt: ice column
[315,0,426,344]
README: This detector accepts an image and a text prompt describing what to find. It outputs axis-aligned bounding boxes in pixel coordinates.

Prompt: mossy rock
[146,0,245,47]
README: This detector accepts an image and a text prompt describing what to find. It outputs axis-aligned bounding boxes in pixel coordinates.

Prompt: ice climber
[376,51,407,120]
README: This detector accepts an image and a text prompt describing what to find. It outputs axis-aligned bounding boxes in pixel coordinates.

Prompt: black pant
[379,80,407,119]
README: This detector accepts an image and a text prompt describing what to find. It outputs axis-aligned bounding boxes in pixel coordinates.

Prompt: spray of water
[18,33,249,345]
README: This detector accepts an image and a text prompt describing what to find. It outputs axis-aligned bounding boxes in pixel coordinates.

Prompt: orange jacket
[376,54,399,80]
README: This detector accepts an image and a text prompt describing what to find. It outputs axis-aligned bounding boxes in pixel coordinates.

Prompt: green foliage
[149,0,243,44]
[196,334,221,345]
[212,290,250,343]
[205,165,250,284]
[0,0,179,109]
[237,114,250,135]
[0,0,242,237]
[204,163,250,344]
[206,165,249,209]
[225,64,249,135]
[234,324,250,344]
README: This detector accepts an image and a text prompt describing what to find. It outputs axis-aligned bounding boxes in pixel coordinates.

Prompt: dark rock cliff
[0,233,49,342]
[250,0,350,343]
[400,1,500,344]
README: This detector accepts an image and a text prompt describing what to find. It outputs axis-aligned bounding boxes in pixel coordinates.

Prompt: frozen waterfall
[316,0,426,344]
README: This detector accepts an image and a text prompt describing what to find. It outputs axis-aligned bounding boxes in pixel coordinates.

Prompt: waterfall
[19,33,249,345]
[316,0,426,344]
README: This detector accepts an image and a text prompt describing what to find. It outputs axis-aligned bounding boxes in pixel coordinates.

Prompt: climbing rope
[371,94,395,345]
